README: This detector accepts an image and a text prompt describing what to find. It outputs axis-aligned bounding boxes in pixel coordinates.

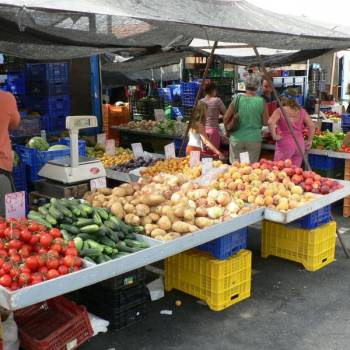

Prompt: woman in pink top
[201,82,226,149]
[268,93,314,167]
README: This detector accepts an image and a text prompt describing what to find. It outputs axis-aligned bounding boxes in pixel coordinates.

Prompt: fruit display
[324,111,341,122]
[86,144,106,158]
[213,159,342,211]
[312,130,344,151]
[98,148,134,168]
[140,157,225,179]
[29,198,149,264]
[0,218,82,290]
[109,157,158,173]
[123,120,157,130]
[27,136,49,151]
[84,174,252,241]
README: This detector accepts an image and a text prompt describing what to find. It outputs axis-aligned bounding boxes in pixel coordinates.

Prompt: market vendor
[0,90,20,217]
[268,89,314,167]
[259,77,275,103]
[201,82,227,149]
[186,101,225,160]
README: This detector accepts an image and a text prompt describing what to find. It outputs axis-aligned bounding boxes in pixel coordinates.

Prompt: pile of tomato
[340,144,350,153]
[0,218,82,291]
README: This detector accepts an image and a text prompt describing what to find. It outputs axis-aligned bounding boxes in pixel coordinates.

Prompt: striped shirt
[200,97,226,128]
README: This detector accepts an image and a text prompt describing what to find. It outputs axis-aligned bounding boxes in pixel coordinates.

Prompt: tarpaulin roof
[0,0,350,60]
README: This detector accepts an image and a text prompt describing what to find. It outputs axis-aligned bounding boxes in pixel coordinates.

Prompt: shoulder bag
[224,94,241,133]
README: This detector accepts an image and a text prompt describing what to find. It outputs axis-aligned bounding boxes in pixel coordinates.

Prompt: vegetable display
[27,136,50,151]
[0,218,82,290]
[312,131,344,151]
[29,198,149,264]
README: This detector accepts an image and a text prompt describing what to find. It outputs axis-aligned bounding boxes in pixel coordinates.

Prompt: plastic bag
[3,313,19,350]
[88,313,109,336]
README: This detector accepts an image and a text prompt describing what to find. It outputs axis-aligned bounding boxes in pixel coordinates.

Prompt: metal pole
[252,46,311,170]
[179,41,218,155]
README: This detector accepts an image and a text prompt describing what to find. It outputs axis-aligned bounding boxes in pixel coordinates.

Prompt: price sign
[5,191,26,220]
[189,151,201,168]
[97,133,106,145]
[40,130,47,142]
[239,152,250,164]
[90,177,107,191]
[131,143,144,159]
[201,157,213,175]
[105,139,115,156]
[164,143,176,159]
[154,109,166,121]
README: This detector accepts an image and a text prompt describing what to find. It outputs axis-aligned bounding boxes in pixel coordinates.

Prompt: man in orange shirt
[0,90,20,216]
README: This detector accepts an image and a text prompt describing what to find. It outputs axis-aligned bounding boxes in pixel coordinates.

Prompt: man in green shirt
[224,78,269,163]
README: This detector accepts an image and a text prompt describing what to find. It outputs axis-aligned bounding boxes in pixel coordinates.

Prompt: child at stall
[186,101,225,160]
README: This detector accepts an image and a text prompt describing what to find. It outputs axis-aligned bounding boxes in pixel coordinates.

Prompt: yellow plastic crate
[165,249,251,311]
[262,220,336,271]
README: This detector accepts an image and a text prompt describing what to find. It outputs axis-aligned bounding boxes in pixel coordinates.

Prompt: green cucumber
[55,203,73,218]
[109,215,133,234]
[116,241,140,253]
[80,224,100,234]
[59,224,80,235]
[43,203,51,209]
[103,254,112,261]
[114,252,130,258]
[97,208,109,221]
[125,239,149,249]
[75,218,95,228]
[83,256,96,264]
[62,217,74,225]
[117,231,125,240]
[78,205,88,218]
[28,210,44,220]
[106,231,120,243]
[100,236,116,248]
[73,237,84,251]
[96,255,107,264]
[77,233,96,241]
[49,205,63,220]
[71,207,81,217]
[61,229,73,241]
[50,198,57,204]
[38,206,49,216]
[80,203,93,215]
[104,220,119,231]
[45,214,57,226]
[28,214,52,228]
[126,232,137,240]
[80,248,102,257]
[102,245,114,255]
[86,239,105,252]
[92,209,102,225]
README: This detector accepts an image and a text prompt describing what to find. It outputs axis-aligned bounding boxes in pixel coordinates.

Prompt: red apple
[292,174,302,184]
[312,188,320,194]
[320,185,330,194]
[312,182,320,190]
[313,174,322,182]
[284,168,295,176]
[294,168,303,175]
[303,171,314,179]
[325,180,334,188]
[252,162,260,169]
[284,159,292,167]
[304,184,312,192]
[277,160,285,170]
[305,178,314,185]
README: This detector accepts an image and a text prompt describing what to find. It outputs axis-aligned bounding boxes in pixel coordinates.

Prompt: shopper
[0,90,20,217]
[268,90,315,167]
[259,77,275,103]
[186,101,224,160]
[224,77,268,163]
[201,82,226,149]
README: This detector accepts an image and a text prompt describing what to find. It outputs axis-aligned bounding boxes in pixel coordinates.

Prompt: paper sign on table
[154,109,166,121]
[189,151,201,168]
[97,133,106,145]
[90,177,107,191]
[239,152,250,164]
[5,191,26,220]
[105,139,115,156]
[131,143,144,159]
[201,157,213,175]
[164,143,176,159]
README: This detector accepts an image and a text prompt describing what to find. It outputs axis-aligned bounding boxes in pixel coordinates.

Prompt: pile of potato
[84,173,251,241]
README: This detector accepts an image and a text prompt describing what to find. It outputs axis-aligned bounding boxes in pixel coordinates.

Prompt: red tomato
[10,282,19,291]
[10,267,20,278]
[50,244,62,254]
[67,241,75,248]
[38,266,48,277]
[40,233,53,248]
[54,237,64,245]
[73,266,80,272]
[65,247,78,257]
[73,256,82,267]
[47,269,59,280]
[37,224,47,232]
[0,222,7,231]
[20,229,32,242]
[9,239,23,250]
[37,248,48,255]
[18,272,30,286]
[30,272,43,285]
[10,254,21,264]
[29,235,39,246]
[58,265,68,275]
[0,274,12,287]
[0,258,4,268]
[2,262,12,273]
[49,228,61,238]
[0,250,8,258]
[25,256,38,271]
[37,255,47,268]
[19,246,31,258]
[20,266,31,274]
[63,255,75,268]
[28,223,39,232]
[4,228,20,240]
[46,257,59,270]
[8,248,18,256]
[47,249,59,258]
[0,241,5,250]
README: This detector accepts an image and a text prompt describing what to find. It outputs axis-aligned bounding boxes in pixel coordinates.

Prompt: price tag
[164,143,176,159]
[90,177,107,191]
[189,151,201,168]
[40,130,47,142]
[131,143,144,159]
[105,139,115,156]
[201,157,213,175]
[239,152,250,164]
[154,109,166,121]
[5,191,26,220]
[97,133,106,145]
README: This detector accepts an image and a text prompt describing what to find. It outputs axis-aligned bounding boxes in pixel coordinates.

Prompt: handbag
[224,94,241,133]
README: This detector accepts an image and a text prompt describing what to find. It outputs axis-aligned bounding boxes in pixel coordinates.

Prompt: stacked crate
[25,63,70,132]
[181,81,200,108]
[344,160,350,217]
[75,268,150,330]
[262,207,336,271]
[308,154,344,179]
[165,228,251,311]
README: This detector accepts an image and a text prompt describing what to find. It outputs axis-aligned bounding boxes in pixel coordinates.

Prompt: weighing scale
[38,116,106,184]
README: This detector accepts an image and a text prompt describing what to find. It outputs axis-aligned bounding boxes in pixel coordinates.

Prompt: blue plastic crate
[41,115,66,132]
[25,63,69,81]
[26,80,69,96]
[7,72,26,95]
[197,228,247,259]
[167,84,181,97]
[341,114,350,127]
[182,94,196,107]
[26,95,70,116]
[172,107,184,119]
[296,205,331,229]
[180,81,200,95]
[308,154,344,171]
[157,88,172,101]
[13,162,27,192]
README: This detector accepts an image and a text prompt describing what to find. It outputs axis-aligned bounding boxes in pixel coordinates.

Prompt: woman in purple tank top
[268,93,315,167]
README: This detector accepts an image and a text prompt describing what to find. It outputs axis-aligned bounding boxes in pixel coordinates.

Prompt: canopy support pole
[179,41,218,155]
[252,46,311,170]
